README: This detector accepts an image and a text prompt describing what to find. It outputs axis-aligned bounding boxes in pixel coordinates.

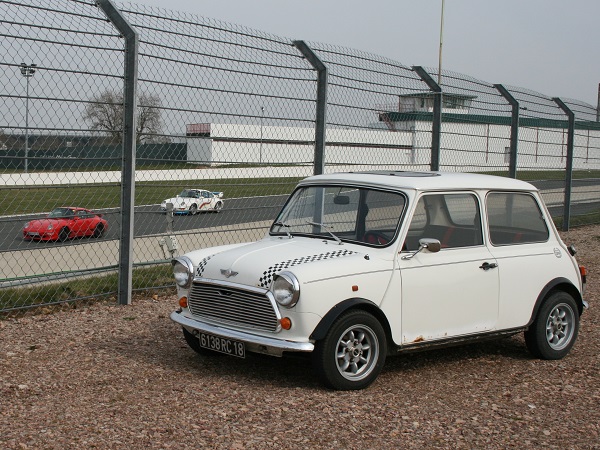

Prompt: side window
[487,192,549,245]
[404,193,482,250]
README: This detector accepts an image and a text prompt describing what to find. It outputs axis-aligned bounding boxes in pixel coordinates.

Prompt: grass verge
[1,177,301,215]
[0,264,176,316]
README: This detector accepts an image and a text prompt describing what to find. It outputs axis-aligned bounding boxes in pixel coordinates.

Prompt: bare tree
[83,90,165,144]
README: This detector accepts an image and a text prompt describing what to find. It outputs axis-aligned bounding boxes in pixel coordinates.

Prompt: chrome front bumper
[170,310,314,356]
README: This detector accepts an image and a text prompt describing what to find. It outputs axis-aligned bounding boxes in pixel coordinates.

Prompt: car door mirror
[420,238,441,253]
[401,238,441,260]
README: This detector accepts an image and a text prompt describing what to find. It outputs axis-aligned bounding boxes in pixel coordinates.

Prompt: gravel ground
[1,225,599,450]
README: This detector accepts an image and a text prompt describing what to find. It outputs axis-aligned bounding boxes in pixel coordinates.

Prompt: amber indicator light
[179,296,188,308]
[579,266,587,282]
[280,317,292,330]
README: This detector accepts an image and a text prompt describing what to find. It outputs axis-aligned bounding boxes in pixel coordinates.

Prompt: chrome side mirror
[401,238,441,260]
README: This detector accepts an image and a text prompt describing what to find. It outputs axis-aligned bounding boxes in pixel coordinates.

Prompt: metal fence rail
[1,0,599,314]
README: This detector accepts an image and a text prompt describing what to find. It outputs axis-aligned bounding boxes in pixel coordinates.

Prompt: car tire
[182,327,221,356]
[58,227,70,242]
[93,223,105,238]
[189,204,198,215]
[214,202,223,212]
[525,291,579,360]
[312,310,386,390]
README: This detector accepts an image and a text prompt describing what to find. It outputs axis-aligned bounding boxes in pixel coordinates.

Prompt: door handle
[479,262,498,271]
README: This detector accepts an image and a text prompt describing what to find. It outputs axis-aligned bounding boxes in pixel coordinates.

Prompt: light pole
[438,0,445,86]
[20,62,36,173]
[259,106,264,163]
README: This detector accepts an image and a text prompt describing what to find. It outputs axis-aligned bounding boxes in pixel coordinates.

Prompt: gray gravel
[1,225,599,449]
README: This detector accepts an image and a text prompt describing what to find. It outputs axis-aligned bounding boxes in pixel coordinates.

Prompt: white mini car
[170,171,588,390]
[161,189,223,214]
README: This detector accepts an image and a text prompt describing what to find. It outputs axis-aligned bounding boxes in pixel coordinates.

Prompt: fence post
[494,84,519,178]
[293,41,327,175]
[96,0,139,305]
[413,66,441,171]
[552,97,575,232]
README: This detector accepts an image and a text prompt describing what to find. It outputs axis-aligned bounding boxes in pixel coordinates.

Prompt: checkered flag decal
[258,249,355,288]
[196,255,214,277]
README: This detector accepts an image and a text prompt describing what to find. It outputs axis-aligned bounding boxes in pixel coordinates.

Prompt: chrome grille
[188,279,280,332]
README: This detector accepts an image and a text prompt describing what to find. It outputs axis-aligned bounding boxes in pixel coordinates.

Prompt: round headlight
[172,257,194,289]
[272,271,300,308]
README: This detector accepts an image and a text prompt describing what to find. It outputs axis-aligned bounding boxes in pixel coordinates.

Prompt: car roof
[299,171,537,192]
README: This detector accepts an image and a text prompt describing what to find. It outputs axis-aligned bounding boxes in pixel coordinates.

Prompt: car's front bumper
[170,310,314,356]
[23,231,56,241]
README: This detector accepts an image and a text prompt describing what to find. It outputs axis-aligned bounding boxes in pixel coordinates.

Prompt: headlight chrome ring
[272,271,300,308]
[172,256,194,289]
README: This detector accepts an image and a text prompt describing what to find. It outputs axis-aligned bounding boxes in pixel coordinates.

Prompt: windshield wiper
[306,221,342,245]
[273,221,293,239]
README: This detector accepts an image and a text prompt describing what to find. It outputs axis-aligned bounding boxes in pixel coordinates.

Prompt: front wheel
[189,204,198,215]
[312,310,387,390]
[525,291,579,360]
[58,227,70,242]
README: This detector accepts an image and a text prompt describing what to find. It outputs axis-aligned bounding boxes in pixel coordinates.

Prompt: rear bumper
[170,310,314,356]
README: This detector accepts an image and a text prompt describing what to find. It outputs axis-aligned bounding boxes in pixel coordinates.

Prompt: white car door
[399,192,499,344]
[400,246,499,344]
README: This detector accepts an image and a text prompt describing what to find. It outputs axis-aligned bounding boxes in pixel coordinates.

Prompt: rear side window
[487,192,549,245]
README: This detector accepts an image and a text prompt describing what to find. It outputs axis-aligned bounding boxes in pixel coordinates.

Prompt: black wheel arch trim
[528,277,584,326]
[310,298,393,348]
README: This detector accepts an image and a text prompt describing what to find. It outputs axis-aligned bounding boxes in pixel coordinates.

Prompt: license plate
[198,332,245,358]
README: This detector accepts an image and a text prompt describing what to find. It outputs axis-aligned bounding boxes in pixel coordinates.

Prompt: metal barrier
[1,0,599,314]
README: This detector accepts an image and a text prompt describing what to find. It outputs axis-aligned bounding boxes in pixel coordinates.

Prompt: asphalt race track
[0,195,287,252]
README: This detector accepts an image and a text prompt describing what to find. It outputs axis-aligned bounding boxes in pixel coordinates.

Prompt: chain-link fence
[1,0,599,314]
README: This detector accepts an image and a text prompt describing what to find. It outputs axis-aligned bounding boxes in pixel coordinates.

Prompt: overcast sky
[126,0,599,106]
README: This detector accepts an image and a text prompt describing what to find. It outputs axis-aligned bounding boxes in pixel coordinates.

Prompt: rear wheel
[312,310,386,390]
[93,223,104,238]
[214,202,223,212]
[58,227,70,242]
[525,291,579,360]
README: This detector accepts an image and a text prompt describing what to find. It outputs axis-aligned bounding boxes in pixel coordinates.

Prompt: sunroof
[353,171,440,177]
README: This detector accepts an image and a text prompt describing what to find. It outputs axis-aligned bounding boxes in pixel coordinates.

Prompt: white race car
[161,189,224,214]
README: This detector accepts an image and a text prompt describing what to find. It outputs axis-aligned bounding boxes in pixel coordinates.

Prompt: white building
[184,94,600,172]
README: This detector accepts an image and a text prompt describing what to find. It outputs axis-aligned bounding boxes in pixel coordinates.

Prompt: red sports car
[23,207,108,242]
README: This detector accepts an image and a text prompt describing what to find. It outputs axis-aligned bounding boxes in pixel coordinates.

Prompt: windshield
[271,185,406,247]
[48,208,75,218]
[179,190,198,198]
